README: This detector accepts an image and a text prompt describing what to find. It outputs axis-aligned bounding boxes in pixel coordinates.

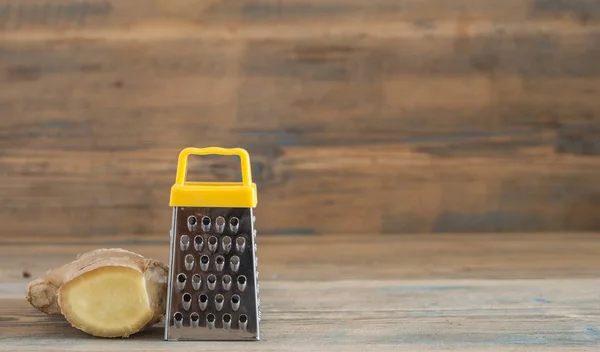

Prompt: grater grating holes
[223,313,232,329]
[184,254,195,271]
[215,216,226,233]
[229,217,239,233]
[207,274,217,290]
[222,275,232,290]
[215,294,224,311]
[194,235,203,251]
[237,275,247,291]
[176,273,186,291]
[215,255,225,271]
[187,216,198,232]
[230,255,240,272]
[206,313,216,329]
[190,312,200,328]
[180,235,190,251]
[235,237,246,253]
[182,293,192,310]
[200,255,209,271]
[201,216,211,232]
[222,236,232,253]
[231,294,240,311]
[239,314,248,331]
[198,293,208,310]
[174,312,183,328]
[191,274,201,290]
[208,236,218,252]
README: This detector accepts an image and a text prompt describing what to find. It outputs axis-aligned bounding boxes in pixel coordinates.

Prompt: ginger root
[25,248,169,338]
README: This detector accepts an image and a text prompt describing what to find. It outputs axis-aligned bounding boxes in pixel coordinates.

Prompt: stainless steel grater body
[165,206,260,341]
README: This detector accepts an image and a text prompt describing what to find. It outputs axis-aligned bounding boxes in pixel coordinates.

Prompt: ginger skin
[25,248,169,338]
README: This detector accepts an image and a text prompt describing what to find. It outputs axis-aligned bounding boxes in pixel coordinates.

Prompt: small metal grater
[165,147,260,341]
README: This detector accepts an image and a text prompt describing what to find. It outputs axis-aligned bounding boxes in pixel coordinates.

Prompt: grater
[164,147,260,341]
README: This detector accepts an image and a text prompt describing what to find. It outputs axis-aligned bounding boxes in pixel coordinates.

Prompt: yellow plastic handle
[175,147,252,186]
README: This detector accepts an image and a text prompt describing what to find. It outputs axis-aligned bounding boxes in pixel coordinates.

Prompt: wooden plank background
[2,0,600,238]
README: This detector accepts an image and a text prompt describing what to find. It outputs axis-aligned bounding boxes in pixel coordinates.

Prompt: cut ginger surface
[26,248,168,338]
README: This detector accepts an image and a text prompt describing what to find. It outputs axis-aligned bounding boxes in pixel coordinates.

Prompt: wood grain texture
[2,280,600,351]
[1,233,599,350]
[2,0,600,236]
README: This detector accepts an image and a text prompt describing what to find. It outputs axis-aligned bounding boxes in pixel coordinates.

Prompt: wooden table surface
[0,232,599,351]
